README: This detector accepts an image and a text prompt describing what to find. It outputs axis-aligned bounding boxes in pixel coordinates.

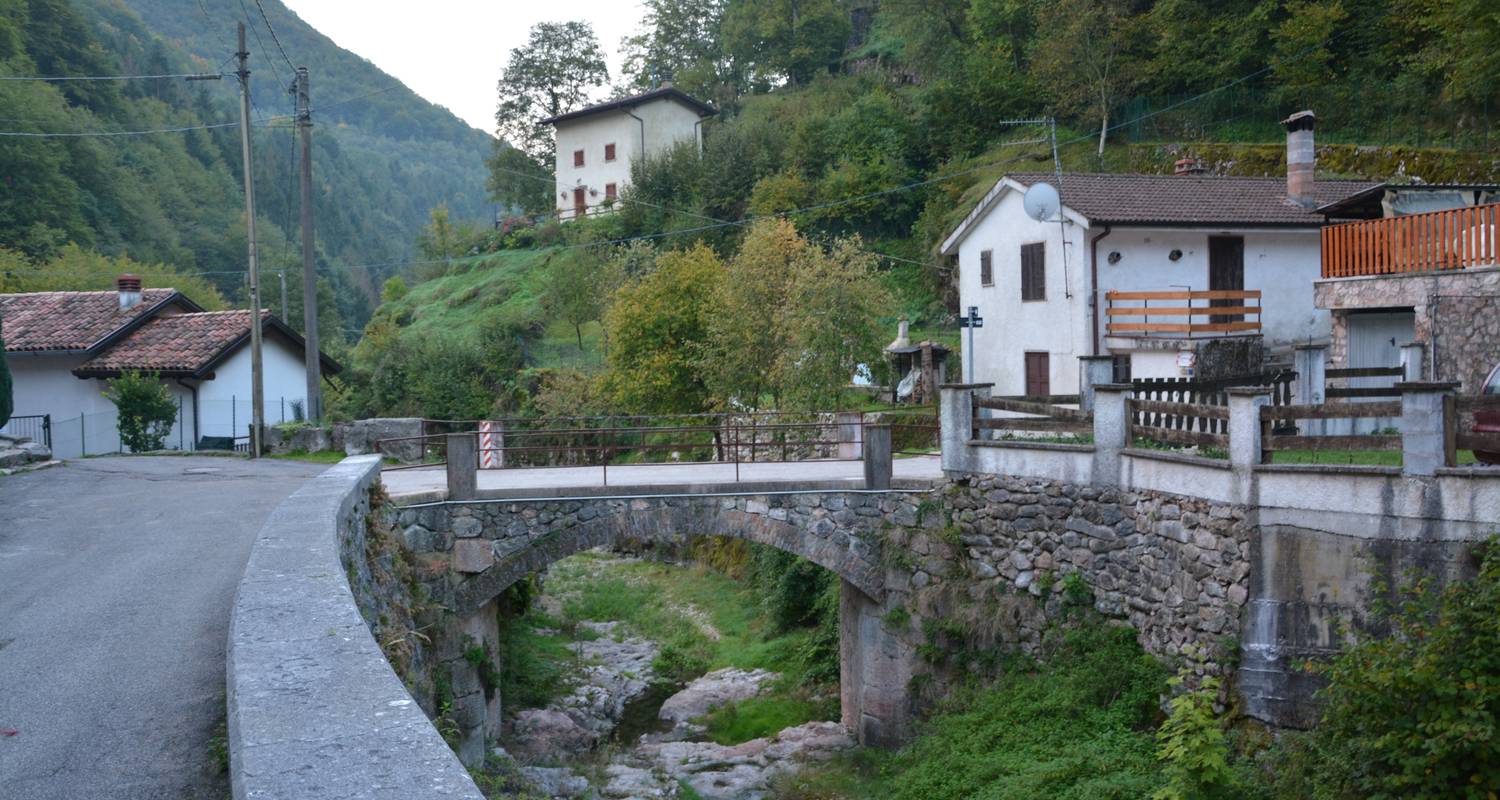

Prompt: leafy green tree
[542,250,607,349]
[776,235,892,410]
[486,143,553,217]
[600,243,723,414]
[1028,0,1143,157]
[494,21,609,164]
[104,370,176,452]
[701,219,808,409]
[722,0,850,88]
[619,0,729,100]
[1270,0,1350,104]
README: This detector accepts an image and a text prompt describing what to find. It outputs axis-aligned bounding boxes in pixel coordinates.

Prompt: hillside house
[544,85,716,221]
[1314,186,1500,393]
[940,111,1377,396]
[0,275,339,456]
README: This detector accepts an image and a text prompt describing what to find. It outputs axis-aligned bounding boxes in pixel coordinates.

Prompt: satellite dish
[1023,182,1061,222]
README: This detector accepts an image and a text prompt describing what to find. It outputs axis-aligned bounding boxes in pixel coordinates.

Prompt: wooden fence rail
[1128,397,1230,449]
[1259,402,1404,460]
[972,395,1092,439]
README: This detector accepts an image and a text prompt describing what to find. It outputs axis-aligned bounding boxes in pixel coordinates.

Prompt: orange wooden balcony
[1321,202,1499,279]
[1105,289,1262,338]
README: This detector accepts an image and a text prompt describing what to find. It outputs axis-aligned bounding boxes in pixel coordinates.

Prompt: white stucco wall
[953,190,1091,395]
[553,96,704,220]
[196,336,314,438]
[951,185,1329,392]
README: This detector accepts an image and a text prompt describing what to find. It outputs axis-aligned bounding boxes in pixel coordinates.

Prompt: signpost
[958,305,984,382]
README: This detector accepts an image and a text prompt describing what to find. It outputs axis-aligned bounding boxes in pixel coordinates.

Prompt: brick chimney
[117,274,142,310]
[1173,157,1204,176]
[1282,110,1316,208]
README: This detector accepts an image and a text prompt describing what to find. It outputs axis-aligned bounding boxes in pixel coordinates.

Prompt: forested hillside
[0,0,493,335]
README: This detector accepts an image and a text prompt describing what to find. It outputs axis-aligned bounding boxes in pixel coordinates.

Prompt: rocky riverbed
[491,554,855,800]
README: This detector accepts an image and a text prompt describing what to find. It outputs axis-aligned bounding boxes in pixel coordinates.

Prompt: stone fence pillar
[863,425,892,490]
[447,433,477,500]
[1077,355,1116,414]
[939,383,992,473]
[1400,342,1427,382]
[1090,383,1130,487]
[1399,382,1458,476]
[836,411,865,460]
[1228,387,1271,504]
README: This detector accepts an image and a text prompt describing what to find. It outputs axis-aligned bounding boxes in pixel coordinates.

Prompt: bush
[104,370,176,452]
[1262,538,1500,799]
[1153,650,1241,800]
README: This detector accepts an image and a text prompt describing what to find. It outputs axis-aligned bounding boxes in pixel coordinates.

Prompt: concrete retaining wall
[226,455,483,800]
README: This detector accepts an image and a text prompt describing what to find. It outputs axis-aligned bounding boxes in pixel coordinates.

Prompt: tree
[486,143,553,217]
[618,0,729,100]
[600,243,723,414]
[701,219,810,409]
[1270,0,1350,104]
[1029,0,1141,157]
[494,21,609,164]
[542,250,607,350]
[104,370,176,452]
[776,235,891,410]
[414,204,484,277]
[722,0,850,88]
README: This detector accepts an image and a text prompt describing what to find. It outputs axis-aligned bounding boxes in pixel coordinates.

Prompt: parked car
[1477,361,1500,465]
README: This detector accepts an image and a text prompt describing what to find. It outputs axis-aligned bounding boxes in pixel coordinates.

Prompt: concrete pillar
[863,425,892,490]
[450,598,502,766]
[1399,382,1459,476]
[836,411,864,460]
[1400,342,1426,382]
[1228,387,1271,504]
[839,580,912,747]
[1091,383,1130,487]
[939,383,991,472]
[447,433,477,501]
[1294,345,1328,437]
[1077,355,1116,414]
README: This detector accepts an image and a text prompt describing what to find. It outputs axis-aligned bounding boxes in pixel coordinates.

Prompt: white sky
[281,0,647,133]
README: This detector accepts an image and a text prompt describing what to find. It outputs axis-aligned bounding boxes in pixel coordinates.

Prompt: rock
[520,766,592,798]
[452,539,494,573]
[659,667,777,727]
[600,765,676,799]
[341,417,424,462]
[452,517,483,538]
[626,721,856,800]
[510,709,597,759]
[0,449,28,469]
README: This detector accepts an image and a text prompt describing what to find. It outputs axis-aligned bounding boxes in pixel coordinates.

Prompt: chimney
[1282,110,1316,208]
[1173,157,1204,176]
[117,274,142,310]
[886,318,911,352]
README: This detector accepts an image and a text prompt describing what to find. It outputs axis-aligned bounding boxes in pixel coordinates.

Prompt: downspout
[625,110,645,161]
[175,378,200,451]
[1089,225,1113,356]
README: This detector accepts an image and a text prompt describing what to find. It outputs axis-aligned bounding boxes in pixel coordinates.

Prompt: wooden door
[572,187,587,219]
[1024,352,1050,397]
[1208,236,1244,324]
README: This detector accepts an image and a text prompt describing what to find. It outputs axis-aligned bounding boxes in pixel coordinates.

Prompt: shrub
[1153,650,1241,800]
[103,370,176,452]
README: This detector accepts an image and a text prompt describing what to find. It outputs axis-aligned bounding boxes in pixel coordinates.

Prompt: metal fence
[0,414,50,448]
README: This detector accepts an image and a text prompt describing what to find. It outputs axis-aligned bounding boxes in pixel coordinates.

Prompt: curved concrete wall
[227,455,483,799]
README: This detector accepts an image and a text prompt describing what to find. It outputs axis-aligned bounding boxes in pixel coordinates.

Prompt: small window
[1111,354,1132,383]
[573,149,585,167]
[605,183,617,200]
[1020,242,1045,301]
[979,250,993,287]
[604,142,617,162]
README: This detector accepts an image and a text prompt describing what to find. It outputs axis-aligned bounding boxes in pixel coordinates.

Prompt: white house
[939,112,1376,396]
[543,85,716,221]
[1,275,339,456]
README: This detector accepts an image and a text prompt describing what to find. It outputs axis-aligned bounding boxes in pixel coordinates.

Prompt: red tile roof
[0,289,185,352]
[1006,172,1377,226]
[73,310,267,375]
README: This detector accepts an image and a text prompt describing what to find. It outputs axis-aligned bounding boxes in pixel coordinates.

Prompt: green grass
[1268,449,1480,466]
[703,695,827,745]
[268,449,348,463]
[375,248,559,342]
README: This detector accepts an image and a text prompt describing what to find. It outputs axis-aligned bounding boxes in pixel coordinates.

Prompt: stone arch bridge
[393,487,933,760]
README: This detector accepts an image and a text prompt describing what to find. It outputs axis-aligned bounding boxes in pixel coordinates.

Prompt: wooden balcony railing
[1105,289,1262,337]
[1321,202,1499,279]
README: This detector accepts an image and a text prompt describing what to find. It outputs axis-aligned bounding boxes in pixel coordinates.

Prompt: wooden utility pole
[236,22,266,457]
[295,65,323,420]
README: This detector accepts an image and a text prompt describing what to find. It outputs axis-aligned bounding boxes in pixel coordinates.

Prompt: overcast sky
[281,0,646,133]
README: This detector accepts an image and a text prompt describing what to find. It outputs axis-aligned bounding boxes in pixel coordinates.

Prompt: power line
[235,0,288,88]
[251,0,297,74]
[0,122,239,137]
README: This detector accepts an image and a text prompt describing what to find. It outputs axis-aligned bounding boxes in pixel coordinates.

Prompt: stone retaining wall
[226,456,482,799]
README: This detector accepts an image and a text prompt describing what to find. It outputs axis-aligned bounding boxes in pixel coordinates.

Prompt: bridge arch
[399,489,921,755]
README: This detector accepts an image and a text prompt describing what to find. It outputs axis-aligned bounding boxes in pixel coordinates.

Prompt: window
[604,142,616,161]
[573,149,585,167]
[979,250,993,287]
[1111,354,1132,383]
[1024,352,1050,397]
[605,183,617,200]
[1020,242,1045,301]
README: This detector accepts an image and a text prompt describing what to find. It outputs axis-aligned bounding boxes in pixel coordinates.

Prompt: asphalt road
[0,456,325,800]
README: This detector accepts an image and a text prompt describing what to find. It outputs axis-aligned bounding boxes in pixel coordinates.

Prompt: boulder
[509,709,596,760]
[658,668,778,728]
[341,418,424,462]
